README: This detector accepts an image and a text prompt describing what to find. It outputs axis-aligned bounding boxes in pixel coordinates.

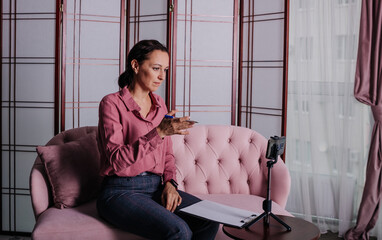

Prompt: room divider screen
[172,0,239,125]
[61,0,125,130]
[1,0,57,233]
[239,0,289,138]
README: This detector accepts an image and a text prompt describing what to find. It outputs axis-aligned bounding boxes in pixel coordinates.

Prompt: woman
[97,39,219,240]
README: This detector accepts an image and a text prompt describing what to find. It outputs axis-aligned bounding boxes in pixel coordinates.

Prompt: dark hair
[118,39,168,89]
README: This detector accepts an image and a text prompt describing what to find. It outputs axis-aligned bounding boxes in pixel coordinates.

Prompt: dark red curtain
[345,0,382,239]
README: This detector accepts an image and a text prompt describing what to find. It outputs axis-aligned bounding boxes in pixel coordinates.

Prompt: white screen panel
[15,152,36,189]
[128,0,167,48]
[2,0,11,12]
[1,1,56,233]
[16,20,55,57]
[81,0,121,16]
[79,65,120,102]
[1,112,8,145]
[15,196,35,232]
[139,0,167,15]
[193,0,234,16]
[80,21,121,59]
[252,114,282,139]
[1,152,11,187]
[191,22,233,61]
[253,20,284,60]
[239,0,285,134]
[64,0,123,129]
[174,20,191,60]
[1,67,10,101]
[192,111,232,125]
[176,0,188,14]
[254,0,284,14]
[174,67,189,104]
[191,67,232,106]
[16,0,55,13]
[2,196,10,230]
[241,19,284,62]
[139,22,167,45]
[251,68,283,109]
[79,108,99,127]
[65,17,80,56]
[64,64,75,102]
[241,23,250,61]
[65,106,75,130]
[15,108,55,146]
[175,0,237,124]
[2,20,11,58]
[15,64,55,102]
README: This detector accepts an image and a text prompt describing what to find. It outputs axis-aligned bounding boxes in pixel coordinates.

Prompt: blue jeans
[97,173,219,240]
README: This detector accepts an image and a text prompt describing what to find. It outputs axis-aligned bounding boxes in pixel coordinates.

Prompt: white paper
[179,200,258,228]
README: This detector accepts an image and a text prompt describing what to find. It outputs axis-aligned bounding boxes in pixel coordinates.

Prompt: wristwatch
[168,179,178,189]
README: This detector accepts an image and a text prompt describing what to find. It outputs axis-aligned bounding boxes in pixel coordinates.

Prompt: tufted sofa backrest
[31,125,290,218]
[172,125,287,201]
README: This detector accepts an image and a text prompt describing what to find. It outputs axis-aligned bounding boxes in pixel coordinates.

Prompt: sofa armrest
[30,157,52,219]
[269,157,291,208]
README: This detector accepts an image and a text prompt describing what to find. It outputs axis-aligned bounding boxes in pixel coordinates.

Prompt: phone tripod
[243,144,291,231]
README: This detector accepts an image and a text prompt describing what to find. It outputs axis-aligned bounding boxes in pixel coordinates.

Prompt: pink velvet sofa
[30,125,292,240]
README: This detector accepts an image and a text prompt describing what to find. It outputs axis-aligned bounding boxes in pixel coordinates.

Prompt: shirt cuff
[145,128,163,145]
[163,173,176,183]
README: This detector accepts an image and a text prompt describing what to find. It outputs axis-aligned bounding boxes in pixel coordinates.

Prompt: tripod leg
[244,212,267,229]
[269,213,292,231]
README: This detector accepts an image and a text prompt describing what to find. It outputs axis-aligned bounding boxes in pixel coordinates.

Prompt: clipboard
[179,200,258,228]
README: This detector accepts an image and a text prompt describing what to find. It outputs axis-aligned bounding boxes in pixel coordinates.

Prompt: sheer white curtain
[286,0,382,237]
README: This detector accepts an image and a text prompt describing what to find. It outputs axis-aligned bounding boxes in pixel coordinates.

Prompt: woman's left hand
[156,110,195,138]
[161,182,182,212]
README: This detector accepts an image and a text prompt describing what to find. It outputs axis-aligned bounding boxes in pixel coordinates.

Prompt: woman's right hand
[156,110,195,138]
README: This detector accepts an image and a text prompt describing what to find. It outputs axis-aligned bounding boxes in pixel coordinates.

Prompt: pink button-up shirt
[97,87,176,183]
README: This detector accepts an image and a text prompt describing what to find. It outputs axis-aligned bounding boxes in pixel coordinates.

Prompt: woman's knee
[165,221,193,240]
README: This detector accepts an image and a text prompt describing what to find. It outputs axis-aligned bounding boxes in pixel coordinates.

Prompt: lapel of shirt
[118,87,162,121]
[119,87,141,119]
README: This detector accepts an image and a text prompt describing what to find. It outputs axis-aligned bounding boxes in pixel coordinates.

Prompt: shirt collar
[120,87,161,112]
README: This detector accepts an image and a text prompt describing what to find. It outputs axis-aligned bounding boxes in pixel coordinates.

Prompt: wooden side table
[223,215,320,240]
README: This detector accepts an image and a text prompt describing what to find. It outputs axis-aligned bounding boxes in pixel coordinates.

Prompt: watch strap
[168,179,178,189]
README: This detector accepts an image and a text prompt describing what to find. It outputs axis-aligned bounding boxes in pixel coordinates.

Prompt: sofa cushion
[32,200,145,240]
[36,133,102,209]
[31,196,291,240]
